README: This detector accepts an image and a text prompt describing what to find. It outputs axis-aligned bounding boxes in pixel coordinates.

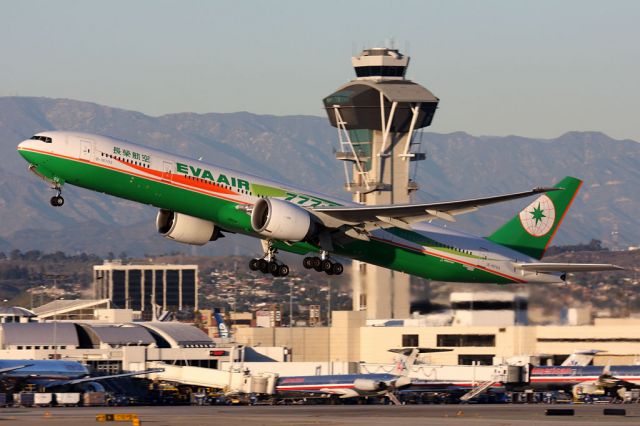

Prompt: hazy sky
[2,0,639,140]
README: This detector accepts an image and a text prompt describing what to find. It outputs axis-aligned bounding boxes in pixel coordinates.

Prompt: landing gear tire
[302,257,313,269]
[268,261,280,276]
[257,259,269,273]
[50,195,64,207]
[321,259,333,272]
[331,263,344,275]
[311,257,322,269]
[249,258,260,271]
[278,264,290,277]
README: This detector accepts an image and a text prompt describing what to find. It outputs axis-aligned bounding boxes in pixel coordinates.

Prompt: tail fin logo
[519,194,556,237]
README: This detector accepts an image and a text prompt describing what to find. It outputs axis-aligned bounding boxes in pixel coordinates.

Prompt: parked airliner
[17,131,620,283]
[0,359,161,392]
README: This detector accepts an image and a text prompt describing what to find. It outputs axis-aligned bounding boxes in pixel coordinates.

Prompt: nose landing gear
[50,187,64,207]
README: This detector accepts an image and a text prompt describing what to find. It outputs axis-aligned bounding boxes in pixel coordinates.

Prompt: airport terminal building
[2,291,640,375]
[234,292,640,366]
[0,313,224,373]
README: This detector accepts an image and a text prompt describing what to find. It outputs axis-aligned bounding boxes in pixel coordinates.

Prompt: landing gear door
[162,161,174,182]
[80,140,93,161]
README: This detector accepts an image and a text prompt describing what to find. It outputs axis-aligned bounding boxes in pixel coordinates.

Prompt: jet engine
[156,209,223,245]
[353,379,388,392]
[250,198,319,242]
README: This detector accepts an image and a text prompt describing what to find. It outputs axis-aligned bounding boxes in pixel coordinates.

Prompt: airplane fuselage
[529,366,640,390]
[0,359,89,380]
[17,131,562,284]
[276,373,396,397]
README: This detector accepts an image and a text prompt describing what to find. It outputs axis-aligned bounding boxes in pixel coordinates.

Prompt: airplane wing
[319,388,359,398]
[64,368,164,385]
[388,348,453,356]
[44,368,164,388]
[514,263,623,273]
[594,365,635,389]
[0,364,33,374]
[313,187,558,228]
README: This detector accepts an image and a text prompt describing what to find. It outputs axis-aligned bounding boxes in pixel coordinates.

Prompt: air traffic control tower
[323,47,439,319]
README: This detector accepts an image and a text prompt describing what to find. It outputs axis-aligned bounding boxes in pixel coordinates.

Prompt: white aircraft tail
[561,349,605,366]
[388,347,452,376]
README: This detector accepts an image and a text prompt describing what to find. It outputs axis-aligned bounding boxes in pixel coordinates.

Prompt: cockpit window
[30,135,52,143]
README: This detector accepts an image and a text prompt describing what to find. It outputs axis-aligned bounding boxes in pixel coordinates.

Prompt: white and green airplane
[17,131,620,284]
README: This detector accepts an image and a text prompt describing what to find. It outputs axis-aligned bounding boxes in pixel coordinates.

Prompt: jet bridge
[141,362,278,395]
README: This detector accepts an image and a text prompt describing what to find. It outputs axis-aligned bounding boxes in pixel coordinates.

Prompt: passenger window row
[181,174,251,195]
[100,152,151,168]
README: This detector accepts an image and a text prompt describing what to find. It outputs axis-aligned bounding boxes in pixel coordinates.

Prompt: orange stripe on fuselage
[116,157,238,196]
[19,147,249,205]
[370,235,527,284]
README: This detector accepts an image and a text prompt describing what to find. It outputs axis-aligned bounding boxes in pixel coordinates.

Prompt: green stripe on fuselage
[387,228,485,260]
[24,151,254,233]
[333,237,515,284]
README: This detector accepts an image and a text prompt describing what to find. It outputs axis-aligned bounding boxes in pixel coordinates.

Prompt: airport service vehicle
[0,359,161,392]
[17,131,620,283]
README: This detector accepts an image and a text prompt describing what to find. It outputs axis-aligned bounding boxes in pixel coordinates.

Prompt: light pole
[288,282,294,362]
[326,279,332,327]
[37,285,46,307]
[289,283,294,328]
[327,279,332,374]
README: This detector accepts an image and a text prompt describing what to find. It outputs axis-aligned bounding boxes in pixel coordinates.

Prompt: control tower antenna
[322,47,439,319]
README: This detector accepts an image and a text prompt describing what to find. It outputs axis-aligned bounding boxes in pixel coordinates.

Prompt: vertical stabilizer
[486,176,582,260]
[214,312,230,339]
[561,349,604,366]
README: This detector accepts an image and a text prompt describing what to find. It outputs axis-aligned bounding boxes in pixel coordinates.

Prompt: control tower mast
[323,47,439,319]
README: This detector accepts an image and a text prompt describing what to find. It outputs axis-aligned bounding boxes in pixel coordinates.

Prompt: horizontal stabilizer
[514,263,623,273]
[388,347,453,356]
[62,368,165,386]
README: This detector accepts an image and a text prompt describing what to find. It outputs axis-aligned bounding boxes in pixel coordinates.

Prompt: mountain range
[0,96,638,257]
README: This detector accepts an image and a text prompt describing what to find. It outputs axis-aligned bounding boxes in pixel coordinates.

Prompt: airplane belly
[335,237,517,284]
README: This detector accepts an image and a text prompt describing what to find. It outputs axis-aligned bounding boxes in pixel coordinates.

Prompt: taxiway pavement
[1,404,639,425]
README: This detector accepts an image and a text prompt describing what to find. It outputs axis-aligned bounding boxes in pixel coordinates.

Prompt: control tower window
[355,66,406,78]
[30,135,52,143]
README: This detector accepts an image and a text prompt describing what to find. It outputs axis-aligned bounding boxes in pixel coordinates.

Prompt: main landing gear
[50,187,64,207]
[249,243,290,277]
[302,251,343,276]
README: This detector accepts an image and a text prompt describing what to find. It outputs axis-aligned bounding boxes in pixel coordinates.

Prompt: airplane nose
[17,139,34,151]
[17,140,33,161]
